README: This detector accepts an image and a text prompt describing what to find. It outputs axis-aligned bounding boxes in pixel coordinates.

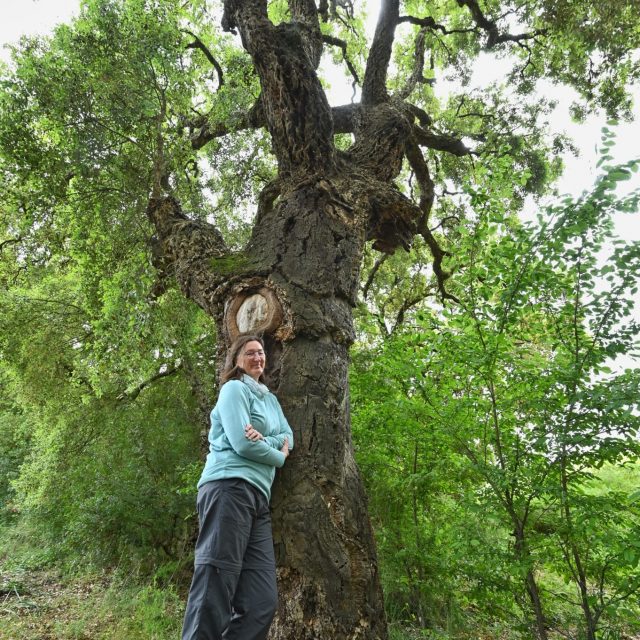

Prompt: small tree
[352,157,640,637]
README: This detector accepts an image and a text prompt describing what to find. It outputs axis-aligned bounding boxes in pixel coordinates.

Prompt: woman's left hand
[244,424,264,442]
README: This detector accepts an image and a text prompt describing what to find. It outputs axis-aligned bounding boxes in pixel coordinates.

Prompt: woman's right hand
[244,424,264,442]
[280,437,290,459]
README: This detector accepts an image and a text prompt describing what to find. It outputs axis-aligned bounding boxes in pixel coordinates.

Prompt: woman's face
[236,340,266,381]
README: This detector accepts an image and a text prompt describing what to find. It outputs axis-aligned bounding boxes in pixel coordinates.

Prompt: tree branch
[288,0,324,68]
[414,126,472,156]
[7,295,85,314]
[0,236,23,253]
[361,0,399,105]
[405,136,435,224]
[406,102,433,127]
[364,181,419,253]
[331,103,357,133]
[222,0,336,177]
[405,137,458,303]
[191,101,361,149]
[391,293,429,333]
[493,30,548,46]
[398,14,475,36]
[349,102,412,181]
[117,364,182,402]
[322,34,360,100]
[362,254,389,300]
[456,0,547,48]
[184,30,224,90]
[457,0,498,42]
[396,28,433,100]
[146,195,241,314]
[189,99,265,149]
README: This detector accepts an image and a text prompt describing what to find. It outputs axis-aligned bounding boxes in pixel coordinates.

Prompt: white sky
[0,0,79,56]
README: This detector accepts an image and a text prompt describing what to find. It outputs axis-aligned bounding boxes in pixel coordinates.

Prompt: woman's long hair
[220,334,266,385]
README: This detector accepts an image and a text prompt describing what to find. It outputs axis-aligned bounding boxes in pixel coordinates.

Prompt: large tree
[1,0,639,637]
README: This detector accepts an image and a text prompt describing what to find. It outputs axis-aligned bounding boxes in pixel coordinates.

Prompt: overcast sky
[0,0,79,59]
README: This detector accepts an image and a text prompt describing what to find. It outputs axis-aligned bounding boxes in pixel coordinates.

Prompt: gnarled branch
[361,0,399,105]
[456,0,547,49]
[322,34,360,100]
[349,102,412,181]
[191,101,361,149]
[146,195,244,314]
[398,14,475,37]
[406,102,433,127]
[364,181,419,253]
[414,126,472,156]
[288,0,324,68]
[420,224,458,303]
[332,103,357,133]
[405,137,458,303]
[184,30,224,91]
[396,27,431,100]
[190,99,265,150]
[222,0,336,177]
[405,136,435,224]
[391,293,431,333]
[0,236,23,253]
[362,253,389,300]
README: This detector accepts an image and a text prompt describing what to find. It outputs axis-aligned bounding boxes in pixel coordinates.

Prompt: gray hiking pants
[181,479,278,640]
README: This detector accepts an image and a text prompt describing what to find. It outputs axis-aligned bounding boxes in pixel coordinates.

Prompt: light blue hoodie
[198,375,294,500]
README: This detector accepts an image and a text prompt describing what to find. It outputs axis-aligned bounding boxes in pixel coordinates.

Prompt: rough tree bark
[147,1,475,637]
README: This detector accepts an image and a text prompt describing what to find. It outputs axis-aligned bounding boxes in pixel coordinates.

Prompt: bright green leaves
[535,0,640,118]
[352,152,640,635]
[0,0,223,551]
[0,259,212,563]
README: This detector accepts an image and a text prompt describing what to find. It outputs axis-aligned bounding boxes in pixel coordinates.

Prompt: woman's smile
[237,340,266,380]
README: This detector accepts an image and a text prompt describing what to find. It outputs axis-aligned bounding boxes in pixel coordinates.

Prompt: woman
[182,334,293,640]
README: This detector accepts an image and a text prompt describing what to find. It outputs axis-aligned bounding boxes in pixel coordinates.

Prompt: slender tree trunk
[513,523,548,640]
[524,567,548,640]
[410,442,427,628]
[486,381,548,640]
[560,458,597,640]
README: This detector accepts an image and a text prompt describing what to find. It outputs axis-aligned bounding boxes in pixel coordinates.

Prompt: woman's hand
[244,424,264,442]
[280,437,289,459]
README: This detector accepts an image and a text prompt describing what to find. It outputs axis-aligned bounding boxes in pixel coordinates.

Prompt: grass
[0,565,185,640]
[0,523,188,640]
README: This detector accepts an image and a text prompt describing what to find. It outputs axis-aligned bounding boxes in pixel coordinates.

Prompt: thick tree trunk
[149,0,421,633]
[147,180,389,638]
[271,338,386,639]
[248,181,387,638]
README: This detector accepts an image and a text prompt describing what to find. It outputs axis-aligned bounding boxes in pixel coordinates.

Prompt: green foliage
[1,1,639,638]
[352,157,640,637]
[0,561,185,640]
[1,366,201,564]
[0,237,210,566]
